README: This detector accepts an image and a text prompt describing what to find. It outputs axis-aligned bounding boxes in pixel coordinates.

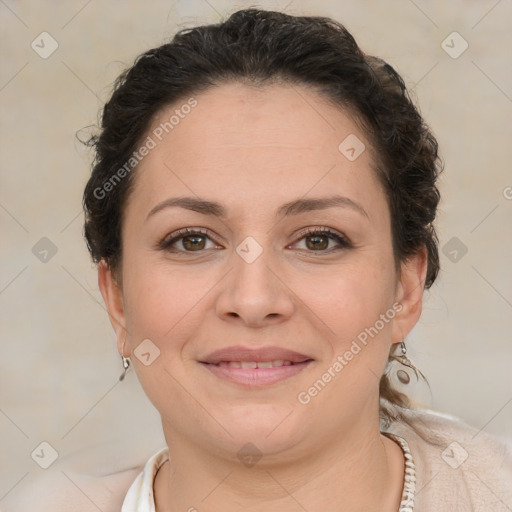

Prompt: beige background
[1,0,511,507]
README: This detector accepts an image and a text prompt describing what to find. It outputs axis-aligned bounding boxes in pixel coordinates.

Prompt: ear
[98,260,129,357]
[391,245,428,345]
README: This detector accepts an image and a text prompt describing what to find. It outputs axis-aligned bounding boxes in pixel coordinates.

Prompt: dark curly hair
[83,8,442,424]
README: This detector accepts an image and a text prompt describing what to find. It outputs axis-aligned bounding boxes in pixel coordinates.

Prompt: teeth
[216,360,297,368]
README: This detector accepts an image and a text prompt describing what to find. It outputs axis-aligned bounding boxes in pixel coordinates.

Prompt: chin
[213,408,309,454]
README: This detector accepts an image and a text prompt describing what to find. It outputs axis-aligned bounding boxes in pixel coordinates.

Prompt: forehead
[151,81,369,153]
[126,81,386,223]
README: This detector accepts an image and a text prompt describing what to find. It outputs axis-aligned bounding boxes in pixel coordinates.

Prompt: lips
[199,346,314,365]
[217,360,294,368]
[199,346,314,386]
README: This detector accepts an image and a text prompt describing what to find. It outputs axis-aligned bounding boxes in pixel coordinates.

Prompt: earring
[119,341,131,381]
[396,341,413,384]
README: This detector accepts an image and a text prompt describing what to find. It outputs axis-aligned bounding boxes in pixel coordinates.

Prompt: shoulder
[385,404,512,511]
[5,446,171,512]
[3,465,142,512]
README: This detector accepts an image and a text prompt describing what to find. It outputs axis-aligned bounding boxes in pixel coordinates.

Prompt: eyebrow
[146,194,369,221]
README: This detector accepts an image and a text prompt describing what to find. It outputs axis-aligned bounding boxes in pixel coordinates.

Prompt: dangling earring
[395,340,426,385]
[396,341,412,384]
[119,341,131,381]
[396,340,428,384]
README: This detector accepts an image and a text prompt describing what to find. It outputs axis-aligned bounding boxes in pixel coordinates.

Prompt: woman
[79,8,510,511]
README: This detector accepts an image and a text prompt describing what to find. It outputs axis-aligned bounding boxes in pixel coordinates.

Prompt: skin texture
[99,82,427,511]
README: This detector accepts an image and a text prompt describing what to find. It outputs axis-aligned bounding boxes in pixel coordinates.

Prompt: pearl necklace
[384,433,416,512]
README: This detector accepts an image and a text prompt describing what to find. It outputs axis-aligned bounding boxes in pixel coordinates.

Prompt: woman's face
[100,82,425,460]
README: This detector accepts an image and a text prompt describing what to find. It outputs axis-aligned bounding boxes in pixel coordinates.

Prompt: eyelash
[158,226,352,255]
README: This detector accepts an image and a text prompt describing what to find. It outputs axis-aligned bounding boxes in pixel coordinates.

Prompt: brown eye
[159,228,219,254]
[305,233,329,251]
[293,227,352,253]
[181,234,207,251]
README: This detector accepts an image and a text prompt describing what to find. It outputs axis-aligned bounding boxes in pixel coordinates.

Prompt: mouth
[199,346,314,386]
[208,359,307,368]
[199,360,314,386]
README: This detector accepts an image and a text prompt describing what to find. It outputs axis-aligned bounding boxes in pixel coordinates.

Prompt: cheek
[120,264,205,408]
[122,259,222,367]
[298,256,396,345]
[295,264,397,405]
[124,269,191,336]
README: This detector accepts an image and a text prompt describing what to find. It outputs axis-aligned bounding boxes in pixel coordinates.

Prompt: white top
[121,447,169,511]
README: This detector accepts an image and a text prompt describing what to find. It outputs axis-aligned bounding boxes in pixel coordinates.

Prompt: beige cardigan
[5,405,512,511]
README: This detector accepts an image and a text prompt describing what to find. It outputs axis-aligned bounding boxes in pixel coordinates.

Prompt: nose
[215,241,295,328]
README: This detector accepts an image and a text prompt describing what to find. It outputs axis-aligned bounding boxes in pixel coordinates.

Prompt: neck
[154,414,405,512]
